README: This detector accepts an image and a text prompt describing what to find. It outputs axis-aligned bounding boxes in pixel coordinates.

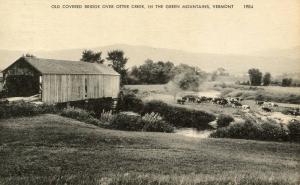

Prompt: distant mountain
[253,46,300,59]
[0,44,299,75]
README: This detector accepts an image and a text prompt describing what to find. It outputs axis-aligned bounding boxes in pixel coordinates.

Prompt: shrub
[142,100,216,129]
[217,114,234,128]
[57,98,114,118]
[0,102,57,119]
[110,112,143,131]
[99,110,115,124]
[141,112,174,133]
[260,120,289,141]
[211,120,263,140]
[288,119,300,142]
[211,118,295,142]
[60,107,102,126]
[117,93,144,113]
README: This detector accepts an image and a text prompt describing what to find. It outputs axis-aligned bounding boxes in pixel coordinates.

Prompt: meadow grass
[0,114,299,185]
[219,85,300,104]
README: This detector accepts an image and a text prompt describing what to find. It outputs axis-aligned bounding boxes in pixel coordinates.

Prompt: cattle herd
[177,95,300,115]
[177,95,246,108]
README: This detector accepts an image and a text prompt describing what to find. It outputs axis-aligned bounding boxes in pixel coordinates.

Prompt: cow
[177,99,186,105]
[242,105,250,110]
[286,108,300,116]
[232,101,242,108]
[206,97,213,102]
[182,95,198,103]
[218,99,228,106]
[256,101,264,106]
[262,107,272,112]
[196,98,202,104]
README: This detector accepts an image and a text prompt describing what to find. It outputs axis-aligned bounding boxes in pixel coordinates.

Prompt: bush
[211,120,263,140]
[60,107,102,126]
[99,110,115,124]
[57,98,114,118]
[110,112,143,131]
[141,112,174,133]
[211,118,295,142]
[260,120,289,141]
[288,120,300,142]
[142,100,216,129]
[117,93,144,113]
[217,114,234,128]
[0,102,57,119]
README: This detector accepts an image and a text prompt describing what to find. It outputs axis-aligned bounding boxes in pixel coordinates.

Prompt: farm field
[0,114,299,185]
[218,85,300,104]
[125,84,300,126]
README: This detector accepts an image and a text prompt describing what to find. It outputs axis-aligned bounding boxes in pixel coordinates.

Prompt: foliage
[80,49,105,64]
[129,59,175,84]
[57,98,114,118]
[172,64,207,91]
[99,110,115,124]
[141,112,174,133]
[177,73,201,90]
[260,120,289,141]
[110,111,143,131]
[0,102,57,119]
[211,118,293,142]
[217,114,234,128]
[248,68,262,86]
[60,107,102,126]
[24,53,36,58]
[262,72,271,86]
[142,100,216,129]
[172,64,205,76]
[282,78,293,87]
[211,120,263,140]
[117,91,144,112]
[106,50,128,85]
[287,119,300,142]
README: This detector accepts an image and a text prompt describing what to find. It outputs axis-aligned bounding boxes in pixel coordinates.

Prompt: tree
[172,64,207,91]
[248,68,262,86]
[24,53,36,58]
[175,73,200,91]
[216,67,229,76]
[80,50,104,64]
[262,72,271,86]
[282,78,293,87]
[129,59,175,84]
[106,50,128,85]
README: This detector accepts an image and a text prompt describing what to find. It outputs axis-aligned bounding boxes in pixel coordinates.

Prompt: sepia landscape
[0,44,299,185]
[0,0,300,185]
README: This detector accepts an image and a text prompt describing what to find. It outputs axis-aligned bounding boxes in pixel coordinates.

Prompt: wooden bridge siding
[42,74,119,104]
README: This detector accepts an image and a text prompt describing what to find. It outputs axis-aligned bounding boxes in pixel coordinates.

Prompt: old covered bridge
[2,56,120,104]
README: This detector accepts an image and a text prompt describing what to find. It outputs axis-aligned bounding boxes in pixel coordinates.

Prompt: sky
[0,0,299,54]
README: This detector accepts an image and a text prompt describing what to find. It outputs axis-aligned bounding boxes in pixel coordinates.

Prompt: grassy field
[125,84,300,104]
[218,85,300,104]
[0,114,299,185]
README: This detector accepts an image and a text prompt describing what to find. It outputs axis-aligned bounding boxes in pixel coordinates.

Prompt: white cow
[242,105,250,110]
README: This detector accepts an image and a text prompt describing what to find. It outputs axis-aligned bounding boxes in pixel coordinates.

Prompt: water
[197,90,220,98]
[175,128,212,138]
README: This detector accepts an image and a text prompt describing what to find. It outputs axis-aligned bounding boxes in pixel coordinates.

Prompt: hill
[0,44,299,75]
[0,114,299,184]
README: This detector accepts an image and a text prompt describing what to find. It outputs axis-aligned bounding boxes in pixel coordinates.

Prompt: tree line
[80,49,298,88]
[80,49,209,90]
[246,68,296,87]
